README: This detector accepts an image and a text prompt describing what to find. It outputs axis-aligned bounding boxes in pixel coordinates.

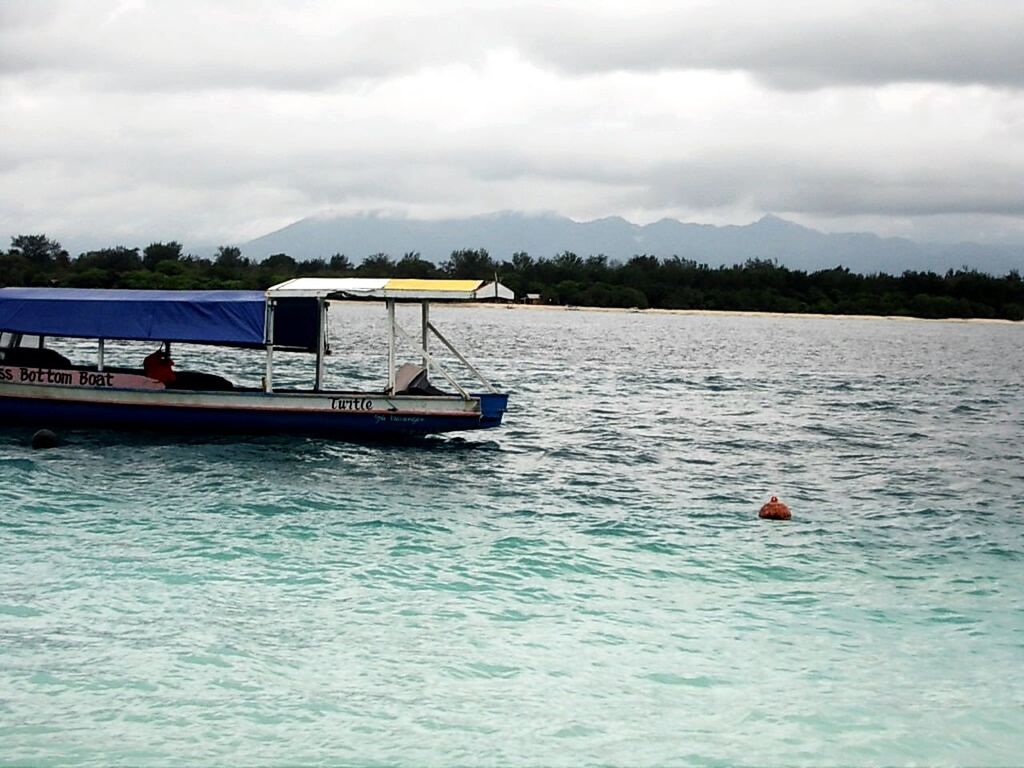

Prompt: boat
[0,278,513,439]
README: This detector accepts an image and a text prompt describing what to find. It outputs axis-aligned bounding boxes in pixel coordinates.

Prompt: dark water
[2,306,1023,766]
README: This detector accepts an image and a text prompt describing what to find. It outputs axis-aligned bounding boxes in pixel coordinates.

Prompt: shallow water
[2,307,1023,766]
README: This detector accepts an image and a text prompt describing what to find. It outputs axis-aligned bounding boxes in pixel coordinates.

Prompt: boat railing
[425,321,496,394]
[384,300,497,399]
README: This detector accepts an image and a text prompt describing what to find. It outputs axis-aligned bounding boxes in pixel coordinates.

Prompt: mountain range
[241,212,1024,275]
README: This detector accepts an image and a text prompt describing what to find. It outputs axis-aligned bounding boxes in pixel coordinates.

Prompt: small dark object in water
[31,429,59,449]
[759,495,791,520]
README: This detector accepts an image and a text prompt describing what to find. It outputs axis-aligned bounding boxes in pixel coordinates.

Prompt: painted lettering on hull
[375,414,425,424]
[0,366,165,390]
[331,397,374,411]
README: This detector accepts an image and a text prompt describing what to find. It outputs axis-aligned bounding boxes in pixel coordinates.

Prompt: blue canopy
[0,288,267,346]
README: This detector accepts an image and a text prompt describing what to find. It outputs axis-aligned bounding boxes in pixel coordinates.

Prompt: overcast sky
[2,0,1023,251]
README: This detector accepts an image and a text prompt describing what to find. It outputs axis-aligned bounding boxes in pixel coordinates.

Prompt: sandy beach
[329,298,1020,324]
[446,301,1022,325]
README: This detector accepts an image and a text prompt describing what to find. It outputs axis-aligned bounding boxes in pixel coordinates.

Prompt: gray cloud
[517,3,1024,90]
[436,149,1024,222]
[1,0,1023,249]
[623,152,1024,219]
[3,1,1022,92]
[0,1,486,92]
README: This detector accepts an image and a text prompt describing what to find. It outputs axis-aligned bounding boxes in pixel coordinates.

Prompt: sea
[1,304,1023,767]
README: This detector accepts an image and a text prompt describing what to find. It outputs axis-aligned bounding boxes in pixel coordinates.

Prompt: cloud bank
[1,0,1023,251]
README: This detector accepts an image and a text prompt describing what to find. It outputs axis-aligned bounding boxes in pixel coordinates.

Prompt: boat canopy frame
[0,280,513,397]
[263,278,511,397]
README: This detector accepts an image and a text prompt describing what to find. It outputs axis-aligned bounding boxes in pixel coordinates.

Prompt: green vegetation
[2,236,1022,320]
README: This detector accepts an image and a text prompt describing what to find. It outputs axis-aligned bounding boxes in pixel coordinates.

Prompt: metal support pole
[264,300,275,393]
[387,299,396,394]
[315,297,325,391]
[98,338,105,371]
[421,301,429,371]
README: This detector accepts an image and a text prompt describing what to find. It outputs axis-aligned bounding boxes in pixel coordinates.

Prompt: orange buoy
[759,495,791,521]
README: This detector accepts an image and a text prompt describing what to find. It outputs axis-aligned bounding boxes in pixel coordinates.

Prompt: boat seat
[0,347,73,369]
[394,363,447,396]
[166,370,234,391]
[67,364,233,391]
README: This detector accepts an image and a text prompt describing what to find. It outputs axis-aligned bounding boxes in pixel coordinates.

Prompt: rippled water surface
[2,306,1023,766]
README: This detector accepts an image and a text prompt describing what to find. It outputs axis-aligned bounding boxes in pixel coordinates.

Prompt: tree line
[2,234,1023,320]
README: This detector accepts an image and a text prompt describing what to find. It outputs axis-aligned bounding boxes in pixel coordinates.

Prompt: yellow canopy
[267,277,514,301]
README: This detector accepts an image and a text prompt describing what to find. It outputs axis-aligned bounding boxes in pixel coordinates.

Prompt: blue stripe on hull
[0,394,508,438]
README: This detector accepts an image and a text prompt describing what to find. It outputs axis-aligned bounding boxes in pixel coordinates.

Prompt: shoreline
[449,302,1022,325]
[326,298,1021,324]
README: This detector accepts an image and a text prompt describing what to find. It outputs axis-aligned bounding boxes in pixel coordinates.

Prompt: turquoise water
[2,307,1023,766]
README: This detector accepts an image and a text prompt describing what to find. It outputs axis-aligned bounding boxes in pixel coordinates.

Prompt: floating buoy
[759,495,791,520]
[31,429,59,450]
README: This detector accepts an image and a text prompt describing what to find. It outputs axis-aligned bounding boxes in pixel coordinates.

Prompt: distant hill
[241,211,1024,275]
